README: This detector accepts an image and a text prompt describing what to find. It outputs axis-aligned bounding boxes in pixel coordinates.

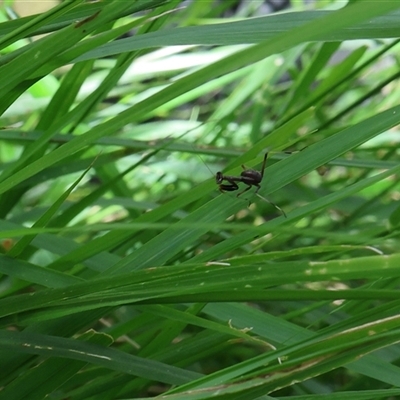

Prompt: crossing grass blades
[216,152,286,217]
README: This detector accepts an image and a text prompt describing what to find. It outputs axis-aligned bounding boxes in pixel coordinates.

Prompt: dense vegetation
[1,1,400,399]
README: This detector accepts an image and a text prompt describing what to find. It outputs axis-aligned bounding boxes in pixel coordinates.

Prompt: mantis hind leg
[256,193,287,218]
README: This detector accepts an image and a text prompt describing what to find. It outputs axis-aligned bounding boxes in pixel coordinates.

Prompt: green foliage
[1,1,400,399]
